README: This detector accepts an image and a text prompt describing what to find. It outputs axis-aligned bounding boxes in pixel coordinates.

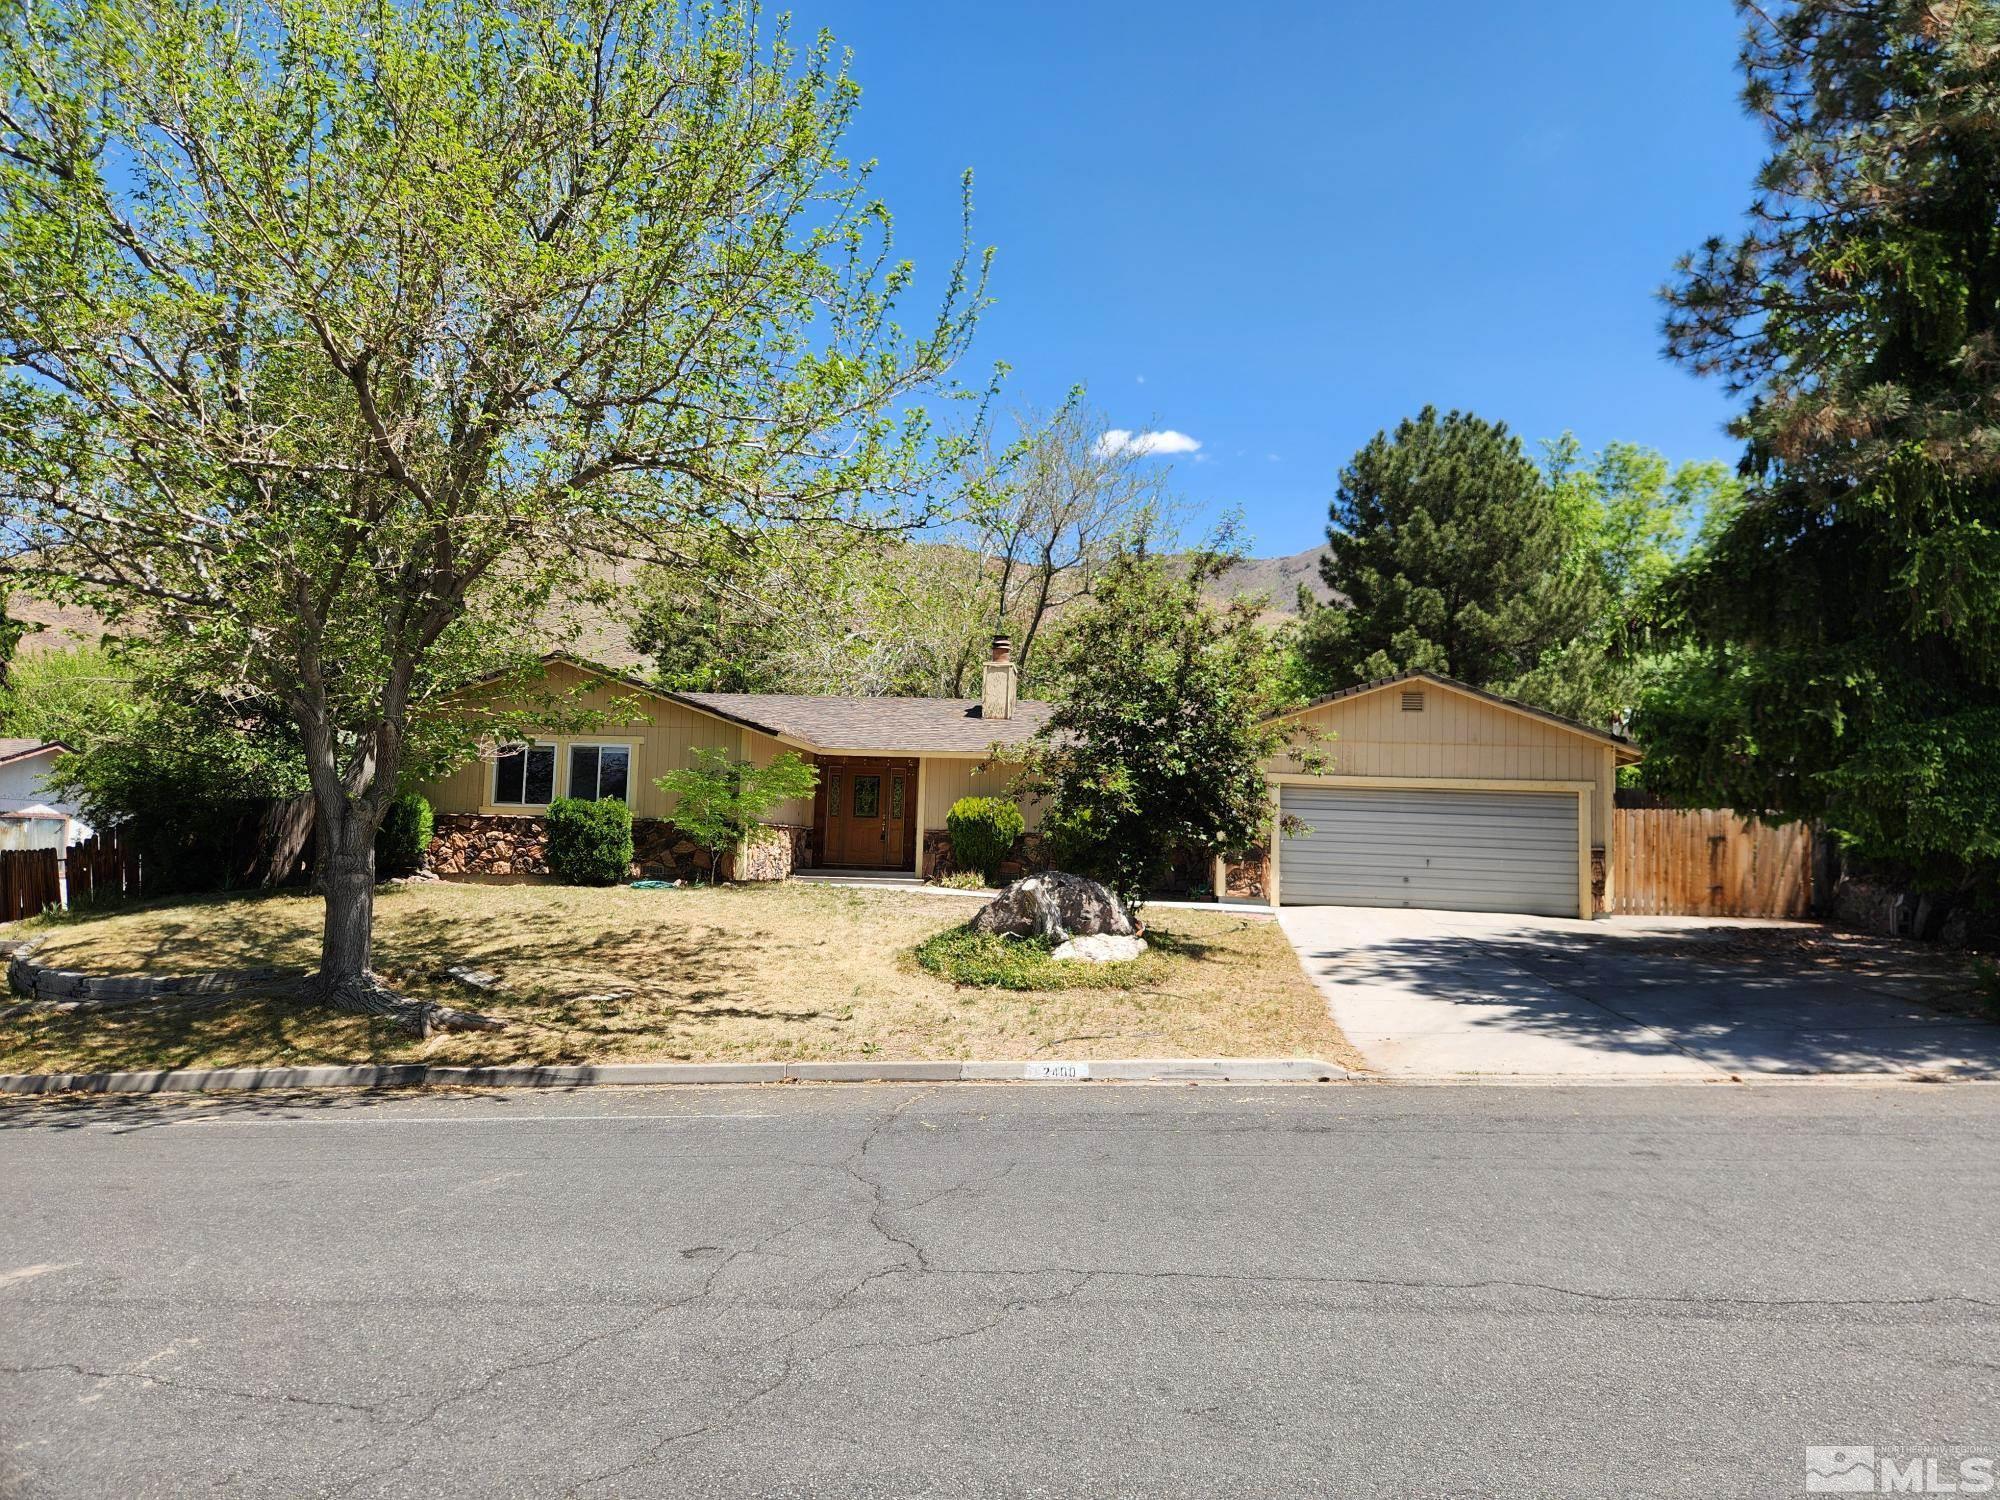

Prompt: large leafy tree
[1508,437,1741,723]
[0,0,987,1029]
[1639,0,2000,893]
[629,397,1178,700]
[1019,546,1322,906]
[1297,407,1605,707]
[963,398,1175,682]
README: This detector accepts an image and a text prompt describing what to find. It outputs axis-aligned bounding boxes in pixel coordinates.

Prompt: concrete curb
[0,1056,1352,1097]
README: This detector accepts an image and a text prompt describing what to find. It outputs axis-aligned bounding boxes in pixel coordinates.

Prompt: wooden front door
[818,757,915,869]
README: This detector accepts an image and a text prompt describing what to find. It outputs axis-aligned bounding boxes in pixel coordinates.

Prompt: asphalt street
[2,1082,1996,1498]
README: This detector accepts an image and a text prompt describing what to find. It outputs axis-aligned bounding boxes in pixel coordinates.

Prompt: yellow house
[419,647,1639,918]
[416,641,1044,882]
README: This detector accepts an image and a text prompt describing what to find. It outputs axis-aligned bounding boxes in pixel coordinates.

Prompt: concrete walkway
[1280,905,2000,1079]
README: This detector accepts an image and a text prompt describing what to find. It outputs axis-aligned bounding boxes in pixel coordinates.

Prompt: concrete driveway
[1280,905,2000,1079]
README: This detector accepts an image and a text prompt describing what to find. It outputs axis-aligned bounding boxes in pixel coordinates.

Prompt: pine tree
[1299,407,1605,705]
[1639,0,2000,896]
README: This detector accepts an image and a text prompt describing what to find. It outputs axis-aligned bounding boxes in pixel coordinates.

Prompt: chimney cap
[989,634,1012,661]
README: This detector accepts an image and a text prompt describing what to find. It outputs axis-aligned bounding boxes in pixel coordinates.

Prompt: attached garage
[1277,785,1582,918]
[1250,671,1643,920]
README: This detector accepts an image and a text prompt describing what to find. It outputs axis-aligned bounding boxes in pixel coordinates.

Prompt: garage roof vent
[1401,689,1425,712]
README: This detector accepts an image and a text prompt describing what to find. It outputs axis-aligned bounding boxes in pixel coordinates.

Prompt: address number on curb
[1025,1062,1091,1080]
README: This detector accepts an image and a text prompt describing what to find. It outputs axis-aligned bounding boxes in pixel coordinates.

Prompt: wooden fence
[0,846,60,923]
[0,825,143,923]
[1611,809,1812,919]
[64,825,142,909]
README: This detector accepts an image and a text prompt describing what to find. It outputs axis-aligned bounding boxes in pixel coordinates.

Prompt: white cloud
[1135,374,1147,384]
[1267,452,1282,463]
[1095,428,1202,459]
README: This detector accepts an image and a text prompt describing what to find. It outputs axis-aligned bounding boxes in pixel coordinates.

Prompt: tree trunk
[310,794,505,1037]
[319,807,377,987]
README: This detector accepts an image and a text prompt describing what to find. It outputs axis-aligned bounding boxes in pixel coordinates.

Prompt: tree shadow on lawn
[4,887,859,1075]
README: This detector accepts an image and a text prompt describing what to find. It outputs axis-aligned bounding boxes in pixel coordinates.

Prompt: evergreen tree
[1298,407,1604,706]
[1639,0,2000,897]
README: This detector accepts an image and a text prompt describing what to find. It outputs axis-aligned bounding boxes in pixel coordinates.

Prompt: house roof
[0,739,67,768]
[1271,669,1644,764]
[678,692,1055,755]
[496,653,1053,756]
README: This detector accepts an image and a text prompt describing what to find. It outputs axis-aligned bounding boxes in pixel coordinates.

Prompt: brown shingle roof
[679,692,1053,754]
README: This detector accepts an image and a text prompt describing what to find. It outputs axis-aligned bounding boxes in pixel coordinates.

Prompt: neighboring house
[0,738,92,850]
[421,648,1640,918]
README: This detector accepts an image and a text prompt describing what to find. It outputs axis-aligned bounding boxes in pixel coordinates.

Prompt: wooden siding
[1612,809,1811,918]
[418,661,788,822]
[1272,683,1617,846]
[744,732,815,826]
[917,757,1040,832]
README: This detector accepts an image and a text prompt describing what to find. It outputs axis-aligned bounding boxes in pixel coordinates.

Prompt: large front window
[494,744,556,805]
[567,744,631,803]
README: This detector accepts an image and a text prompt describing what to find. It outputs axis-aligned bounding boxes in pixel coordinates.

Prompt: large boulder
[969,872,1136,941]
[1050,933,1148,963]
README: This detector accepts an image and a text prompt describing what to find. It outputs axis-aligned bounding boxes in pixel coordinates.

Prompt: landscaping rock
[969,873,1135,942]
[1050,933,1148,963]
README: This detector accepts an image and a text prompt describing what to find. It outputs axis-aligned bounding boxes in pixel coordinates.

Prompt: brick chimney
[981,635,1018,721]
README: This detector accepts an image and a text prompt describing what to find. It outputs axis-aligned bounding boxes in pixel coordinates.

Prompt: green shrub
[931,869,988,891]
[946,796,1024,884]
[545,797,633,885]
[375,793,434,876]
[912,926,1163,991]
[656,748,817,880]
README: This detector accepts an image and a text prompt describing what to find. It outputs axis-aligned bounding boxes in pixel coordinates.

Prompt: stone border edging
[6,941,304,1009]
[0,1057,1350,1096]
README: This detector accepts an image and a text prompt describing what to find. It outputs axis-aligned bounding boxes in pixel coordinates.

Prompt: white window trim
[564,741,636,804]
[490,740,559,810]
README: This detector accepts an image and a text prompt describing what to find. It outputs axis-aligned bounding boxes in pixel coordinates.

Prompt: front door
[820,758,913,869]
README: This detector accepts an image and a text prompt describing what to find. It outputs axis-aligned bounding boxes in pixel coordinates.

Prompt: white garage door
[1278,785,1580,917]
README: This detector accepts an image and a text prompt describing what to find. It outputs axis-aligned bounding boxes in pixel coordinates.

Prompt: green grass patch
[912,926,1168,991]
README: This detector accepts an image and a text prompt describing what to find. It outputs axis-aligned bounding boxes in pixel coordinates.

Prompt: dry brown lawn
[0,880,1361,1074]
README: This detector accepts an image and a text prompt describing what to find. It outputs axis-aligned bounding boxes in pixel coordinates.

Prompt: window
[567,744,631,803]
[494,743,556,805]
[852,774,880,818]
[827,773,843,817]
[889,773,904,820]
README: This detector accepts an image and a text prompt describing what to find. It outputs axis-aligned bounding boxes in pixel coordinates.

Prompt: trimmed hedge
[376,792,434,877]
[546,797,634,885]
[946,796,1024,884]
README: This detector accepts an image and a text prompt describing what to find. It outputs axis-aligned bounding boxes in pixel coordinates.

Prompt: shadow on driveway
[1278,907,1999,1079]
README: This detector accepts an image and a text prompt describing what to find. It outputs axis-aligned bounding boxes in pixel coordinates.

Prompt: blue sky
[802,1,1767,556]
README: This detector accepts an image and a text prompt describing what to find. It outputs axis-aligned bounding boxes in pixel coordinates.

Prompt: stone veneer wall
[428,814,811,883]
[1221,848,1269,902]
[922,828,1047,883]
